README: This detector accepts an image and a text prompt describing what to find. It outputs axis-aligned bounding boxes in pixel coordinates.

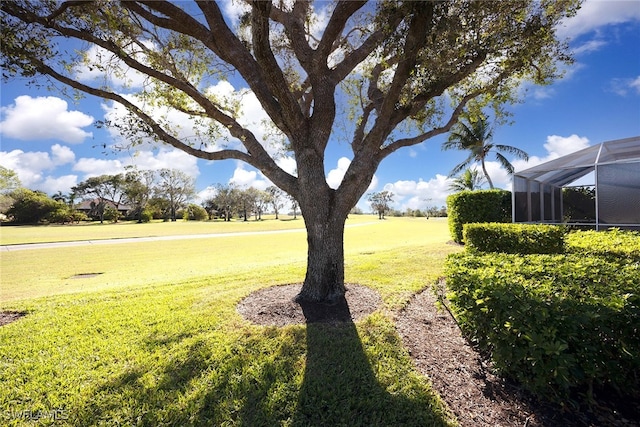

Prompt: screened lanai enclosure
[513,136,640,230]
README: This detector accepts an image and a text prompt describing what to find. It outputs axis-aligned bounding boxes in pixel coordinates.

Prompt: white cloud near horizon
[485,134,592,190]
[229,162,270,190]
[376,134,592,212]
[381,175,452,211]
[0,96,94,144]
[0,144,78,194]
[0,144,200,195]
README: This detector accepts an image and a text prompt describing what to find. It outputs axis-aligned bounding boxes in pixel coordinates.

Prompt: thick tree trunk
[295,214,347,303]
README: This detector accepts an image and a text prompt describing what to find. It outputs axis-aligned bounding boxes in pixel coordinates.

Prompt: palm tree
[443,116,529,189]
[448,168,486,192]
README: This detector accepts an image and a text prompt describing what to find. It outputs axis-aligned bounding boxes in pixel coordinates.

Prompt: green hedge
[463,223,566,254]
[446,190,511,244]
[444,231,640,402]
[567,228,640,262]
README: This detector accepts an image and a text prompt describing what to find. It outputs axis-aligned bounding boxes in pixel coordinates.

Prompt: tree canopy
[1,0,581,302]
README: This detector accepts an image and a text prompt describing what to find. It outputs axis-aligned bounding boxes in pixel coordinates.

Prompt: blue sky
[1,0,639,212]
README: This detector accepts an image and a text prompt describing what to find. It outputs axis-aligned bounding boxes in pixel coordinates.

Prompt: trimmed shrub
[447,190,511,243]
[567,228,640,262]
[444,230,640,402]
[463,222,566,254]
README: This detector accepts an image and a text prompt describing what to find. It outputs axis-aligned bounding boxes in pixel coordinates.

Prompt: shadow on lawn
[72,299,450,426]
[288,297,450,427]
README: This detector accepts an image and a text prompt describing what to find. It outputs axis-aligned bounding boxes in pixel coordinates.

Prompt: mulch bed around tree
[237,283,381,326]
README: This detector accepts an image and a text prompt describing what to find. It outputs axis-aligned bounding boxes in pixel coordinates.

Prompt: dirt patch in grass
[70,272,104,279]
[239,283,639,426]
[0,311,27,327]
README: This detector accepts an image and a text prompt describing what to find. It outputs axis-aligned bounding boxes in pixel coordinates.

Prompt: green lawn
[0,215,317,245]
[0,217,461,426]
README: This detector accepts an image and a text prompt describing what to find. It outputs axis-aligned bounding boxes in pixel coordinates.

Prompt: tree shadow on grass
[289,297,452,427]
[71,299,452,426]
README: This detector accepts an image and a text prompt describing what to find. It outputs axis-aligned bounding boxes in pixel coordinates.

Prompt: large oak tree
[1,0,580,302]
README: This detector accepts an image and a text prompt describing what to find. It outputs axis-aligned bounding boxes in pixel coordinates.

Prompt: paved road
[0,222,377,252]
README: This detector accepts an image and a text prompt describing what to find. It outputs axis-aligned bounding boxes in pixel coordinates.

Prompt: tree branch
[316,1,367,61]
[377,4,434,122]
[45,0,93,21]
[330,12,404,84]
[132,1,292,138]
[250,1,306,141]
[378,90,480,160]
[270,1,314,73]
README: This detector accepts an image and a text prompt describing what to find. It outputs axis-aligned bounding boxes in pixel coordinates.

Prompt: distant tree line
[202,184,294,221]
[2,164,445,224]
[367,190,447,219]
[0,165,300,224]
[0,166,198,224]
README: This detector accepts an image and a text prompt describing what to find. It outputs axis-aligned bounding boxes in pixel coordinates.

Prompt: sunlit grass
[0,217,460,426]
[0,215,302,245]
[1,214,380,246]
[1,217,452,303]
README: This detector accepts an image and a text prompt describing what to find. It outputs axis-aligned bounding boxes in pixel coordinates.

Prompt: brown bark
[296,212,347,303]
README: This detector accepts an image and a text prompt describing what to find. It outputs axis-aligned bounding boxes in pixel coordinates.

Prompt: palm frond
[449,156,474,177]
[495,144,529,160]
[495,152,515,174]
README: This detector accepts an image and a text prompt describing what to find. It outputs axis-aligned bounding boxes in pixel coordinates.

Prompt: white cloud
[609,75,640,96]
[128,149,199,176]
[510,134,591,184]
[72,147,199,180]
[73,157,125,177]
[367,175,379,192]
[381,174,452,211]
[0,96,93,144]
[543,134,590,159]
[196,185,218,203]
[0,145,78,194]
[276,156,297,176]
[221,0,251,26]
[51,144,76,165]
[326,156,378,192]
[40,175,78,195]
[229,163,269,190]
[632,76,640,94]
[481,161,512,190]
[326,157,351,189]
[557,1,640,40]
[572,38,607,55]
